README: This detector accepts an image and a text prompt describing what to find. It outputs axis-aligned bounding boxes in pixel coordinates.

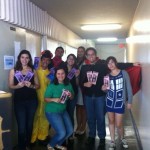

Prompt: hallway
[20,110,139,150]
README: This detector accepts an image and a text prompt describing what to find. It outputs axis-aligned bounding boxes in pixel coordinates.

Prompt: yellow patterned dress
[31,67,50,143]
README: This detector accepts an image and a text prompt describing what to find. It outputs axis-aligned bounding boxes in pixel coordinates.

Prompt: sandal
[55,145,67,150]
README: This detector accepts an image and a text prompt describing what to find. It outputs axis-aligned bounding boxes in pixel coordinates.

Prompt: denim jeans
[14,99,37,150]
[46,110,73,147]
[84,95,106,139]
[66,96,77,128]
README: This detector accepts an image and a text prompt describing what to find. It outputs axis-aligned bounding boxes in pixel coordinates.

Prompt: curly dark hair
[14,50,34,71]
[41,50,53,60]
[53,66,69,85]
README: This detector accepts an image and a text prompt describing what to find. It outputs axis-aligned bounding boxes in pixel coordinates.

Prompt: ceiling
[30,0,139,43]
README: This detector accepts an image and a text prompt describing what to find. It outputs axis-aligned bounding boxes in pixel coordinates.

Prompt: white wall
[96,44,126,62]
[127,0,150,149]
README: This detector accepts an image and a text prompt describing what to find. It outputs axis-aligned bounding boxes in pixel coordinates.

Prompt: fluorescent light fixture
[81,24,121,31]
[97,37,118,42]
[133,20,150,32]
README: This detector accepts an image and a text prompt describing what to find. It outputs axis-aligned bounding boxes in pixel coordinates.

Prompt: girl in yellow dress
[31,50,53,144]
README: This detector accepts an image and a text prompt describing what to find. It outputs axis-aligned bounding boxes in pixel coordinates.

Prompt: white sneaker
[109,141,116,150]
[55,145,67,150]
[121,138,129,148]
[47,144,55,150]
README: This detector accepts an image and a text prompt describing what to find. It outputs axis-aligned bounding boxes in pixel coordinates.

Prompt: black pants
[14,99,37,150]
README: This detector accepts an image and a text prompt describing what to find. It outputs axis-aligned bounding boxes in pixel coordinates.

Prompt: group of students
[8,46,139,150]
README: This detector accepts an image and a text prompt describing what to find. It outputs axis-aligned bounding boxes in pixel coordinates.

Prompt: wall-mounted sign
[4,56,14,70]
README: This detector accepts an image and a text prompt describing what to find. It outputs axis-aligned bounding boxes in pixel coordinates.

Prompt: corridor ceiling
[30,0,139,42]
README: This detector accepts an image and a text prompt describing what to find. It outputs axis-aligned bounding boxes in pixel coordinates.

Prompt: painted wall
[0,20,41,92]
[96,44,126,62]
[127,0,150,149]
[0,20,41,147]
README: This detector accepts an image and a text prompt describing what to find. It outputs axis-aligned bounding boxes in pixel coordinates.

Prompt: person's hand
[127,103,132,109]
[24,81,31,87]
[133,62,141,66]
[84,82,92,87]
[101,85,107,91]
[67,91,73,99]
[55,98,61,103]
[17,82,25,88]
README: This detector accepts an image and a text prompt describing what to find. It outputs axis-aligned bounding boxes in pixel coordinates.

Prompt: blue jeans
[46,110,73,147]
[14,99,37,150]
[84,95,106,139]
[66,96,77,128]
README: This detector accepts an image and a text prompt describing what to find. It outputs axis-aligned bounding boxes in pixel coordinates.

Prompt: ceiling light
[97,37,118,42]
[133,20,150,32]
[126,35,150,43]
[81,24,121,31]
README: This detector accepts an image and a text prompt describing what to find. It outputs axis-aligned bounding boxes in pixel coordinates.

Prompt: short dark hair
[55,46,64,52]
[106,56,118,67]
[53,66,69,85]
[78,46,85,52]
[85,47,97,56]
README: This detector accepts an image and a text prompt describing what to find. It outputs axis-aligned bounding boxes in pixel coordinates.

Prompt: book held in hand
[24,71,34,81]
[15,71,34,82]
[34,57,40,70]
[104,75,110,89]
[67,68,77,80]
[87,71,99,85]
[14,71,24,82]
[60,89,70,104]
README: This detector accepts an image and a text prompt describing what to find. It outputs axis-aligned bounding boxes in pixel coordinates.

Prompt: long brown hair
[14,50,34,71]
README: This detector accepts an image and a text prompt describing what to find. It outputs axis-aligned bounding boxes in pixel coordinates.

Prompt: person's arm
[68,83,74,100]
[45,97,60,103]
[75,69,80,85]
[44,84,60,103]
[8,69,25,89]
[32,70,40,89]
[123,70,133,109]
[118,62,140,70]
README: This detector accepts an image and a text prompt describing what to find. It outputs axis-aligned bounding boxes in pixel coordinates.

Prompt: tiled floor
[14,110,139,150]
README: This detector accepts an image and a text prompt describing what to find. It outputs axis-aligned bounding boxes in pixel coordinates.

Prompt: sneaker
[75,130,80,135]
[78,129,86,135]
[109,141,116,150]
[99,138,105,147]
[85,137,95,145]
[47,144,55,150]
[55,145,67,150]
[121,138,129,148]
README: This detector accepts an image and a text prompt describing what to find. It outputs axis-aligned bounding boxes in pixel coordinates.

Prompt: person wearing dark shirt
[9,50,39,150]
[65,54,80,139]
[80,47,138,149]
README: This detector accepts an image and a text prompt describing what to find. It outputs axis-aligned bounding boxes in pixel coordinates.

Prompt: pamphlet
[104,75,110,89]
[60,89,70,104]
[67,68,77,80]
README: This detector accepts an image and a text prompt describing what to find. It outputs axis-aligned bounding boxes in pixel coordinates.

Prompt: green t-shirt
[44,83,74,113]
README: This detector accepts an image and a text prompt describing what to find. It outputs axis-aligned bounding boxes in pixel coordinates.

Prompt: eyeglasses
[86,53,96,57]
